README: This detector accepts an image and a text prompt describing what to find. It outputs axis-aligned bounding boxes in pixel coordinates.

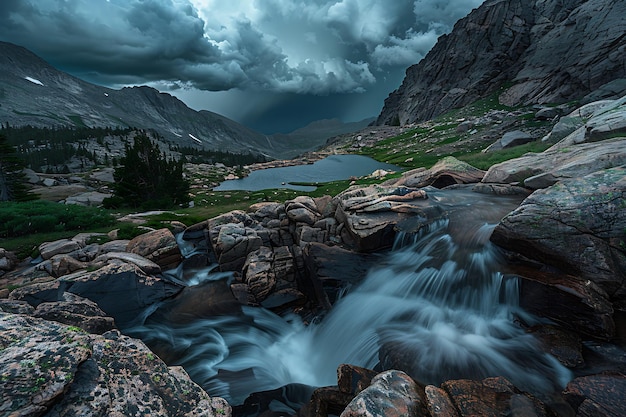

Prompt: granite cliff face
[377,0,626,126]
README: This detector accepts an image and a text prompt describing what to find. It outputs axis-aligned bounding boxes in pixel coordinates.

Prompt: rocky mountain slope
[0,41,327,159]
[377,0,626,126]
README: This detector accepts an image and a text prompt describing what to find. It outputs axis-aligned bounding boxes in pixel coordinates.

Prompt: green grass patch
[0,200,115,239]
[457,141,553,170]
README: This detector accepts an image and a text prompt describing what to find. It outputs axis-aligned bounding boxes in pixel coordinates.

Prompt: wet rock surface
[491,167,626,308]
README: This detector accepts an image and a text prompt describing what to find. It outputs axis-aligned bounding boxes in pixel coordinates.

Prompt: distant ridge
[377,0,626,125]
[0,41,350,159]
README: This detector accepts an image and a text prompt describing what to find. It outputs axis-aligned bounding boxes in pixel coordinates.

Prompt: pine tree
[105,133,190,209]
[0,134,37,202]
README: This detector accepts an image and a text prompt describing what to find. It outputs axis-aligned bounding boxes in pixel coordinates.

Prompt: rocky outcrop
[9,262,183,328]
[1,234,185,328]
[491,167,626,309]
[377,0,626,126]
[390,156,485,189]
[482,97,626,188]
[0,312,230,417]
[181,179,514,314]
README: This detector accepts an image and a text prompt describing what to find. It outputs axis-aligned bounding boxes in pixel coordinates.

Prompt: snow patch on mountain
[25,76,44,86]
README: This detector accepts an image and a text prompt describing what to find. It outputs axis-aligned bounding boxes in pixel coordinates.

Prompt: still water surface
[213,154,401,191]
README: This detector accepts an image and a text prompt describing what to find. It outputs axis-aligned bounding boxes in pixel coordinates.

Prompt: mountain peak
[377,0,626,126]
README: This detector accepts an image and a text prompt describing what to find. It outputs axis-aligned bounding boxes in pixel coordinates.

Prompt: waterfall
[125,206,572,408]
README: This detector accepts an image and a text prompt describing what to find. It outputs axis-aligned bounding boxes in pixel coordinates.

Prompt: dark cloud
[0,0,484,131]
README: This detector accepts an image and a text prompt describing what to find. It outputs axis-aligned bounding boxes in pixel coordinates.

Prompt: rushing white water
[126,194,572,407]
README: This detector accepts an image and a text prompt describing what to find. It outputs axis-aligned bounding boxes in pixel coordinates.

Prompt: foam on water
[126,194,572,406]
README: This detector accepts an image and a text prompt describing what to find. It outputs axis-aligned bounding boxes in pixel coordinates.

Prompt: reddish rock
[424,385,459,417]
[563,373,626,417]
[337,364,378,395]
[512,270,615,339]
[442,377,552,417]
[341,370,428,417]
[127,228,182,270]
[527,324,584,368]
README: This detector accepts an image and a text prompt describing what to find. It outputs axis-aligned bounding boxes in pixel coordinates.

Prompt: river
[124,189,572,415]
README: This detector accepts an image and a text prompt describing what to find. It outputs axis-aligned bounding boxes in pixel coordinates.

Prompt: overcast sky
[0,0,483,133]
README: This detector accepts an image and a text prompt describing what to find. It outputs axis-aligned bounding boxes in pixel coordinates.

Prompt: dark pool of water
[213,154,401,191]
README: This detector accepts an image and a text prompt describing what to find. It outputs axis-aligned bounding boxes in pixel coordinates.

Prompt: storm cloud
[0,0,484,131]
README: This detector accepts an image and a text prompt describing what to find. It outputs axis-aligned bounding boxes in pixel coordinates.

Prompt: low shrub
[0,201,115,238]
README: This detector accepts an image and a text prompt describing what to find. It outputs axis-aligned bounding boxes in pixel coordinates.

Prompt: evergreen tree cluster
[173,145,267,166]
[104,133,190,209]
[0,134,37,202]
[1,124,133,171]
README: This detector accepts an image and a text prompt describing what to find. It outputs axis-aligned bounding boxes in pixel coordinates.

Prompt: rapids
[124,190,572,410]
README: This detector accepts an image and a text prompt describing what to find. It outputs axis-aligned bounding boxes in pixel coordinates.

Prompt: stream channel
[124,189,573,414]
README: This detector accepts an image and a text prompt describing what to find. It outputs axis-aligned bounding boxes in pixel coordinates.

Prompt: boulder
[0,312,92,416]
[563,373,626,417]
[127,228,182,271]
[241,245,304,310]
[424,385,460,417]
[302,243,377,307]
[337,364,378,396]
[64,191,111,206]
[535,107,561,120]
[441,377,554,417]
[9,262,183,328]
[33,292,115,334]
[584,96,626,141]
[35,254,87,278]
[286,197,320,225]
[211,223,263,272]
[392,156,485,188]
[340,370,427,417]
[484,130,534,152]
[94,252,162,275]
[0,299,35,314]
[527,324,584,368]
[334,185,430,252]
[0,313,231,417]
[513,271,615,339]
[38,239,83,260]
[99,239,131,253]
[482,137,626,188]
[0,248,18,273]
[242,246,276,302]
[491,167,626,308]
